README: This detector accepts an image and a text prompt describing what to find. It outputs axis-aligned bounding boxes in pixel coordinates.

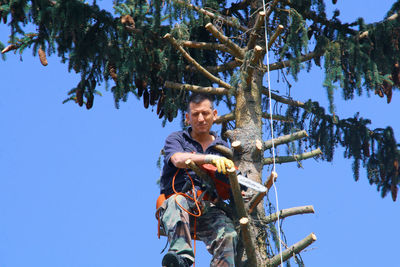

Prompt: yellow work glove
[204,155,234,174]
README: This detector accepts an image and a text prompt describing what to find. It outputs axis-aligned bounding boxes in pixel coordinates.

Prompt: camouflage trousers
[160,194,237,267]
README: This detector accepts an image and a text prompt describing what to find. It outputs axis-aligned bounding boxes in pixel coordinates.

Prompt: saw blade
[237,174,267,192]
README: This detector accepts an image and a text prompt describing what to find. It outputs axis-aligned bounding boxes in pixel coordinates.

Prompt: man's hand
[204,155,234,174]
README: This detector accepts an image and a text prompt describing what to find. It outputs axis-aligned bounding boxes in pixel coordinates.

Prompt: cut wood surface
[264,130,308,150]
[267,233,317,266]
[264,205,315,224]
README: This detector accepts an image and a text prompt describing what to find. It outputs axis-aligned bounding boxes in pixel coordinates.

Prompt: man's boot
[162,251,192,267]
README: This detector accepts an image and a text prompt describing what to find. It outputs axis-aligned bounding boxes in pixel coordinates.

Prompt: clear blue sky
[1,1,399,266]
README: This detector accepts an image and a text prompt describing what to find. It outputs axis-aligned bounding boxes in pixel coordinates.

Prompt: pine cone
[108,62,117,82]
[86,93,94,109]
[391,182,398,201]
[143,89,149,109]
[158,109,164,119]
[135,78,147,97]
[76,87,84,107]
[156,95,164,115]
[38,47,48,66]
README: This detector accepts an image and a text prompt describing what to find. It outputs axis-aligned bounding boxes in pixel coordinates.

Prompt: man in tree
[158,93,237,267]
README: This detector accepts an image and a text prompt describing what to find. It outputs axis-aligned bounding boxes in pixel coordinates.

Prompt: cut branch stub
[267,233,317,267]
[246,45,263,85]
[255,139,263,151]
[264,205,315,224]
[264,130,308,150]
[231,140,242,153]
[247,11,266,50]
[248,171,277,214]
[268,25,284,50]
[264,148,322,165]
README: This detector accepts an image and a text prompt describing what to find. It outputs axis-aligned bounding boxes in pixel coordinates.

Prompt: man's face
[186,99,217,135]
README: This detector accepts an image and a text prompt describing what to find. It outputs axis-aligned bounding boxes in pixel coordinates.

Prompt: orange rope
[172,168,202,267]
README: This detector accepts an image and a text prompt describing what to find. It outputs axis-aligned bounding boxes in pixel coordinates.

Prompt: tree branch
[264,130,308,150]
[248,172,278,214]
[175,0,249,32]
[262,87,305,107]
[181,41,231,53]
[267,233,317,266]
[164,81,230,95]
[247,11,266,50]
[185,59,242,74]
[268,52,317,71]
[239,217,258,267]
[216,111,293,124]
[185,159,217,196]
[246,45,263,84]
[164,33,233,90]
[265,0,280,19]
[264,205,315,224]
[263,148,322,165]
[226,168,258,266]
[205,23,245,59]
[213,145,234,159]
[268,25,284,50]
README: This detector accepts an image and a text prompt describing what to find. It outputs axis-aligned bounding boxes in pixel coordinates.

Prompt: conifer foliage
[2,0,400,265]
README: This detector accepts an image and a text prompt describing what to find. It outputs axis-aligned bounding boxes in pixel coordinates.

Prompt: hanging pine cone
[167,111,174,122]
[157,95,164,115]
[135,78,147,97]
[379,167,386,182]
[76,86,84,107]
[143,89,150,109]
[86,93,94,109]
[108,62,117,83]
[38,47,48,66]
[391,182,398,201]
[158,109,164,119]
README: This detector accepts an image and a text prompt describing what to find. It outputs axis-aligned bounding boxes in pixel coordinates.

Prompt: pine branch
[264,130,308,150]
[205,23,245,59]
[164,81,230,95]
[359,12,399,38]
[223,0,251,16]
[247,11,266,50]
[266,233,317,266]
[268,52,317,71]
[181,41,231,53]
[185,159,217,196]
[265,0,280,19]
[215,112,235,124]
[175,0,249,32]
[262,88,305,107]
[215,112,292,124]
[262,112,294,123]
[186,59,242,74]
[264,206,315,224]
[263,148,322,165]
[164,34,233,90]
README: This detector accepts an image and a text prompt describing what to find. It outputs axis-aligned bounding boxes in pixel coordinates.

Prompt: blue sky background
[1,1,399,266]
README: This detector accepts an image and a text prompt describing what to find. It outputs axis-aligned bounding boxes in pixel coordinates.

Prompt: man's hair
[187,93,214,112]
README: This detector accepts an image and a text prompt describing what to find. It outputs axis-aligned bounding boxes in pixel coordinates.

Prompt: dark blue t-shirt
[160,128,230,196]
